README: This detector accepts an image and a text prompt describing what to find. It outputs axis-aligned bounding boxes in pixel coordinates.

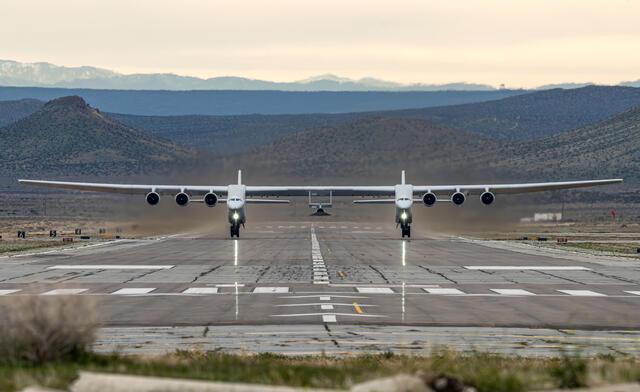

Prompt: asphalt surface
[1,221,640,355]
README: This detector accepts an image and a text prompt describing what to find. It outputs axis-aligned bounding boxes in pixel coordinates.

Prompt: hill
[484,105,640,183]
[231,117,499,183]
[0,98,43,127]
[106,86,640,155]
[383,86,640,141]
[0,96,198,176]
[0,86,525,116]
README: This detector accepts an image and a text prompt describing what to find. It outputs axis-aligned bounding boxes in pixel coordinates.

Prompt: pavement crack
[191,265,221,283]
[122,269,160,284]
[368,265,390,283]
[536,270,583,285]
[254,266,271,283]
[418,266,458,284]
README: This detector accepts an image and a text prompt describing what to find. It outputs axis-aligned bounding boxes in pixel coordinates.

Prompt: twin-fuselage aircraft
[19,171,622,238]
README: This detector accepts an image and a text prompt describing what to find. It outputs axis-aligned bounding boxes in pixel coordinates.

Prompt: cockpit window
[398,197,411,201]
[229,198,242,201]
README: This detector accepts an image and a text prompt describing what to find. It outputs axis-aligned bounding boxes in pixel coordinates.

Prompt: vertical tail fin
[401,170,405,185]
[238,170,242,185]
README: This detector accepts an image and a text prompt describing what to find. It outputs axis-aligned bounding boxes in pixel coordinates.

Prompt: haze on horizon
[3,0,640,89]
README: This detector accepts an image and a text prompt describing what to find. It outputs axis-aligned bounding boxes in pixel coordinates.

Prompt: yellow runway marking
[338,271,345,277]
[353,302,365,314]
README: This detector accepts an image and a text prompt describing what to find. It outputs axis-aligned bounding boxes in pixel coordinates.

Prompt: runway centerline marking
[558,290,606,297]
[47,265,174,270]
[112,288,156,295]
[311,226,329,285]
[322,315,337,323]
[42,288,88,296]
[465,266,591,271]
[321,304,334,310]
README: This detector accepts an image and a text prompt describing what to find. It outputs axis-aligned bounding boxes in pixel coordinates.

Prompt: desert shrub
[0,292,99,364]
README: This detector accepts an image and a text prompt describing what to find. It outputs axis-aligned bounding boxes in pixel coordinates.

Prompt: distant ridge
[0,98,43,127]
[0,96,198,175]
[0,59,496,91]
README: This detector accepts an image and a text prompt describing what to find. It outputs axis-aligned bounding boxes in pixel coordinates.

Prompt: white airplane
[19,171,622,238]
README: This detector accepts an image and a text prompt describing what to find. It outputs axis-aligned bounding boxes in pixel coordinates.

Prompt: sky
[2,0,639,88]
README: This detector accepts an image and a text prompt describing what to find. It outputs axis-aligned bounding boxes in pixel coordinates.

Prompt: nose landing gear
[401,224,411,238]
[230,224,240,238]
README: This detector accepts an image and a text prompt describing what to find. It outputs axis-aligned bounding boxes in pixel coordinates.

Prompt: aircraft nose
[396,199,412,209]
[228,200,244,209]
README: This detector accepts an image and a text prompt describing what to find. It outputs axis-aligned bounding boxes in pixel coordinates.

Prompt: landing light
[401,212,408,220]
[232,212,240,221]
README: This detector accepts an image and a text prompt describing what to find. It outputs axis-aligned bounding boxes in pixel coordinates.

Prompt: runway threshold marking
[356,287,394,294]
[424,288,465,295]
[464,266,591,271]
[624,291,640,296]
[254,287,289,294]
[0,289,20,296]
[491,289,536,296]
[353,302,365,314]
[111,288,156,295]
[182,288,219,294]
[42,288,88,295]
[557,290,606,297]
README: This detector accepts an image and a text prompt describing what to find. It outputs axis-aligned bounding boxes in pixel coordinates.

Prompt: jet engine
[204,192,218,207]
[175,192,190,206]
[451,192,465,206]
[480,191,495,205]
[145,192,160,206]
[422,192,437,207]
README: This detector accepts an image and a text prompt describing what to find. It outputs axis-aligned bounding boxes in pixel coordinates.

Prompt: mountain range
[0,60,495,91]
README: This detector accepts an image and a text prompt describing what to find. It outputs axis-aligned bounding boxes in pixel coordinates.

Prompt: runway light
[401,212,408,220]
[232,212,240,221]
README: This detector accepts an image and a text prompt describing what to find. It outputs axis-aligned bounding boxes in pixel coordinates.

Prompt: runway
[1,222,639,355]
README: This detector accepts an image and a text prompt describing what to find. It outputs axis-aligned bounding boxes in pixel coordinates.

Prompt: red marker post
[611,209,616,224]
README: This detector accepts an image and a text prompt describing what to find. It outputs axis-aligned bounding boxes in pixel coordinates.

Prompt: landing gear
[230,224,240,238]
[401,224,411,238]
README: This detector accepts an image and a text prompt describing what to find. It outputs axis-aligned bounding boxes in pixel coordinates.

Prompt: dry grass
[0,292,99,364]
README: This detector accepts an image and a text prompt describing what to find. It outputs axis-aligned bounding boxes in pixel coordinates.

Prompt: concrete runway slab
[1,221,639,355]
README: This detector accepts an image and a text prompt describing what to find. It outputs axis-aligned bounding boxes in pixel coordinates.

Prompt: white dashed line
[320,296,331,301]
[111,288,156,295]
[357,287,394,294]
[424,288,465,295]
[42,289,88,295]
[558,290,606,297]
[624,291,640,296]
[0,289,20,296]
[491,289,536,296]
[182,287,219,294]
[254,287,289,294]
[321,304,334,310]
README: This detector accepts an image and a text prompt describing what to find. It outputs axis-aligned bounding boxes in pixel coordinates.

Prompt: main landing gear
[230,224,241,238]
[401,224,411,238]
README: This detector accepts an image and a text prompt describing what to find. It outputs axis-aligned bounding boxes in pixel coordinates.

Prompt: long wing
[245,186,395,197]
[414,179,623,195]
[18,180,228,195]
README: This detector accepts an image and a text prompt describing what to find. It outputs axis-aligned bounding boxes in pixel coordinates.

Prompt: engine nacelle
[451,192,465,206]
[145,192,160,206]
[204,192,218,207]
[422,192,436,207]
[480,191,495,205]
[175,192,190,207]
